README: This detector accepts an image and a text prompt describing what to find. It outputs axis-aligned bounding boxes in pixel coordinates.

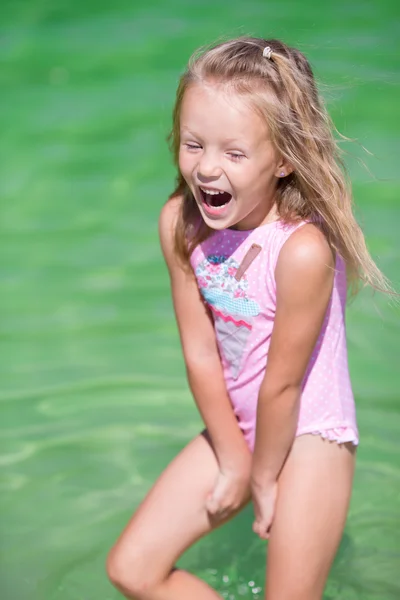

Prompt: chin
[204,220,230,231]
[196,204,236,232]
[199,212,232,231]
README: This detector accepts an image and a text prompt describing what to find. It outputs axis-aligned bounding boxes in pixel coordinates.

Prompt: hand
[206,465,251,522]
[251,480,278,540]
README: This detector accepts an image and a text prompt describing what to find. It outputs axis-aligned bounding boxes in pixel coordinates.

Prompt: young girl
[107,37,390,600]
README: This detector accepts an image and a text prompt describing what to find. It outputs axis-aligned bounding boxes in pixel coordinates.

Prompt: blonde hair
[168,36,391,295]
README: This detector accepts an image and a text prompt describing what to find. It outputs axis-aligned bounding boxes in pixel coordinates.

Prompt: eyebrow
[180,127,201,138]
[180,128,246,145]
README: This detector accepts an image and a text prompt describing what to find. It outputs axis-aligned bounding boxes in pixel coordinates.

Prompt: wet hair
[168,36,391,295]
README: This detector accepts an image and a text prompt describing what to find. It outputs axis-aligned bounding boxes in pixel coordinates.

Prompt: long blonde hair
[168,37,391,295]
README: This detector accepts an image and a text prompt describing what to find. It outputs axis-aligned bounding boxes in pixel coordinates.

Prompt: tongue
[206,191,232,207]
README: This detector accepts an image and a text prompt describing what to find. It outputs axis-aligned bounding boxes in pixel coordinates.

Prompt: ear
[274,157,294,179]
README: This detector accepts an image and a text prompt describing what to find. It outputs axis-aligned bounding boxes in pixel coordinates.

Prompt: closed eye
[184,143,202,151]
[228,152,246,161]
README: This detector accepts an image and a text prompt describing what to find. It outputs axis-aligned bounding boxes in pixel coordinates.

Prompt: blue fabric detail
[202,288,260,317]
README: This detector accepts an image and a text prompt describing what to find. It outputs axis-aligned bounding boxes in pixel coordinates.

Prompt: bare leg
[265,434,356,600]
[107,432,249,599]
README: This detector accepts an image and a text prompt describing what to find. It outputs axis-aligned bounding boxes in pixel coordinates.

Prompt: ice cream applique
[195,252,261,379]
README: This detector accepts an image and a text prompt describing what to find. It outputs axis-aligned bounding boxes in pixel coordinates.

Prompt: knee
[106,543,153,599]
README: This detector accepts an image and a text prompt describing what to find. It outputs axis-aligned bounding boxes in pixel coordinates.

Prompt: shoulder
[158,195,184,267]
[278,222,334,271]
[276,223,335,296]
[159,194,183,243]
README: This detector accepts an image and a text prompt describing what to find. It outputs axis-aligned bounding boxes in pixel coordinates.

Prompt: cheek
[235,164,264,190]
[178,150,185,173]
[234,165,275,197]
[251,161,276,186]
[178,151,194,178]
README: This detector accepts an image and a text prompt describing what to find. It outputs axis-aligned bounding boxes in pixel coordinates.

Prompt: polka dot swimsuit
[190,220,359,452]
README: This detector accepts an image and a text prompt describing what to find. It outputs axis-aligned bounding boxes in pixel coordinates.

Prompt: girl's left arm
[251,224,335,538]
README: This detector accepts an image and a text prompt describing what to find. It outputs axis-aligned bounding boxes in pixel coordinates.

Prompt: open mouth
[199,187,232,210]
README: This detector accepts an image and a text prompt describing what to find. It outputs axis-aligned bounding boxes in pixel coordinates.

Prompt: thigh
[266,434,356,600]
[108,432,245,586]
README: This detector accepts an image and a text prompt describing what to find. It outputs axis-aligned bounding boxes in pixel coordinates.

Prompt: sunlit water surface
[1,1,399,598]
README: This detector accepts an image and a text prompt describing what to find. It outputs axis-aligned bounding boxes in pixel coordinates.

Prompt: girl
[107,37,390,600]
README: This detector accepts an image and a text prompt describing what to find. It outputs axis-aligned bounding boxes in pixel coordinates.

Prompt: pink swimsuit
[190,220,359,451]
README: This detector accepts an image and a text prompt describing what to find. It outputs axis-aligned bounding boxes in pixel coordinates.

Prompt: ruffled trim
[308,426,359,446]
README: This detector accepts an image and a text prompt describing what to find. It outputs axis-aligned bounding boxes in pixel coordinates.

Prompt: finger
[205,495,220,515]
[208,500,230,519]
[206,494,229,517]
[253,519,270,540]
[206,479,227,514]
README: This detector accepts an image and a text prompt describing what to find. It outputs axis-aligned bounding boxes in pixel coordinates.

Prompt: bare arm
[159,197,250,474]
[252,224,335,488]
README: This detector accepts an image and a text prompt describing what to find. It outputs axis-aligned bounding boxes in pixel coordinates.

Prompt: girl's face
[179,82,286,231]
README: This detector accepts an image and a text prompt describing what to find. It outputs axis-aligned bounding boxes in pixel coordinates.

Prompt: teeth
[200,187,226,195]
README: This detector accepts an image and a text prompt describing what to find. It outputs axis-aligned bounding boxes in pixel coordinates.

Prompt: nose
[197,151,222,181]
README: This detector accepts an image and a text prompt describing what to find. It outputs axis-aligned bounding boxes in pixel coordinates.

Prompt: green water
[0,1,399,598]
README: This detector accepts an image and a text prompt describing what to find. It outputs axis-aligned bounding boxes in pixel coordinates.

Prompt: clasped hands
[206,456,277,540]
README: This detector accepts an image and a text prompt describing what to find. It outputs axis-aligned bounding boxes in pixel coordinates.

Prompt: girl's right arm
[159,197,251,513]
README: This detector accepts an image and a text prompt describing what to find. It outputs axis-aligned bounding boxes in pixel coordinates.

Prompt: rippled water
[1,1,399,598]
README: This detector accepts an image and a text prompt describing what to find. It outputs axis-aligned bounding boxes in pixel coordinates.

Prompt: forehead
[180,82,268,142]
